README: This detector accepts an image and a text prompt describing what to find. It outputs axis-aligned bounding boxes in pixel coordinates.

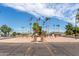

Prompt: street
[0,42,79,56]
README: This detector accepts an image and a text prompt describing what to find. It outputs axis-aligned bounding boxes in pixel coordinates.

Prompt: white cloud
[4,3,56,17]
[3,3,79,24]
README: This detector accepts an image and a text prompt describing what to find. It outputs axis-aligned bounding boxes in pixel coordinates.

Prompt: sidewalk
[0,36,79,43]
[44,36,79,42]
[0,37,33,43]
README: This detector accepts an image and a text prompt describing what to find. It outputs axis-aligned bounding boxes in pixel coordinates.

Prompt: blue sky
[0,3,78,33]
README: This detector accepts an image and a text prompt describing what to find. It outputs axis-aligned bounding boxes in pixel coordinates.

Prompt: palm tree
[45,17,50,22]
[21,26,25,33]
[37,17,41,23]
[53,24,55,32]
[21,26,25,36]
[56,24,60,33]
[45,17,50,35]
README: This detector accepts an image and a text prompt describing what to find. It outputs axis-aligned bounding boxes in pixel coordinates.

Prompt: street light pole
[75,17,77,39]
[75,9,79,39]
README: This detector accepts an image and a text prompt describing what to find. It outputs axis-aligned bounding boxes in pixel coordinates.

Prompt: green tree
[7,27,12,36]
[32,22,42,35]
[12,32,17,37]
[73,27,79,35]
[65,23,74,35]
[0,25,12,37]
[76,27,79,33]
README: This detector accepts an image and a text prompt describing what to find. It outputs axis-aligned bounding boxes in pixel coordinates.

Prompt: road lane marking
[43,43,55,55]
[26,47,32,54]
[25,43,34,56]
[43,39,57,55]
[7,44,22,56]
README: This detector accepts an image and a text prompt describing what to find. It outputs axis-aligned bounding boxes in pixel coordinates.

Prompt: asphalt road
[0,42,79,56]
